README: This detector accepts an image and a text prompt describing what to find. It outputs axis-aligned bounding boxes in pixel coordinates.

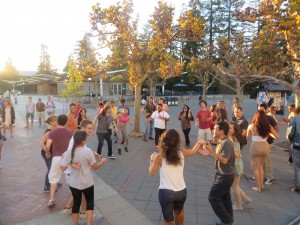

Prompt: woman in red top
[116,108,133,155]
[209,104,218,131]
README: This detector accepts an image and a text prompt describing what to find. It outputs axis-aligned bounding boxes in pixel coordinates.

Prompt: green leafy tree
[60,60,84,101]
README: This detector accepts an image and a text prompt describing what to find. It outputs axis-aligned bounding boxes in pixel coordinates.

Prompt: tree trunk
[130,82,143,137]
[292,63,300,107]
[95,75,99,100]
[202,82,206,100]
[236,77,243,104]
[150,79,157,98]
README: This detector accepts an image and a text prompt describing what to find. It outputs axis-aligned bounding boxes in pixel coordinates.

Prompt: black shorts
[158,188,187,222]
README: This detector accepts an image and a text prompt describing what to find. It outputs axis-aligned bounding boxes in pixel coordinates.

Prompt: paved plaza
[0,95,299,225]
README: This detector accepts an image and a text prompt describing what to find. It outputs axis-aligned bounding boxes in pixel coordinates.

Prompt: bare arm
[92,158,108,170]
[182,141,205,157]
[45,139,53,152]
[40,131,50,151]
[269,125,280,139]
[246,124,252,140]
[149,153,162,176]
[93,115,98,128]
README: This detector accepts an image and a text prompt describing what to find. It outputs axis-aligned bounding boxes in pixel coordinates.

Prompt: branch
[214,76,237,92]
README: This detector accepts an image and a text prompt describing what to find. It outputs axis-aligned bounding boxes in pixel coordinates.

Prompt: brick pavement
[1,95,300,225]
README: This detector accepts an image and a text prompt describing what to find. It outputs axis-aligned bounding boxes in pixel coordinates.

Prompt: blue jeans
[41,152,52,188]
[144,120,154,139]
[209,173,235,224]
[292,148,300,189]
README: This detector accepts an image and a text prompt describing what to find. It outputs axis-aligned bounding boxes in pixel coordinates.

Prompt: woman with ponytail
[61,131,107,225]
[149,129,205,225]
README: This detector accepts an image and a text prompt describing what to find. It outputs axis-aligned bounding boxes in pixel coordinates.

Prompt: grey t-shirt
[61,146,96,190]
[215,137,235,175]
[96,114,115,133]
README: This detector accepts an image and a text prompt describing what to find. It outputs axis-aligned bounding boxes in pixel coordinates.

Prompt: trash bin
[171,97,174,106]
[167,97,171,106]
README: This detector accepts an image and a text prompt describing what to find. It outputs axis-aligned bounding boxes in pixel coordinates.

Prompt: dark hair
[217,121,229,135]
[160,98,165,103]
[70,131,87,164]
[101,105,111,116]
[200,100,207,106]
[103,100,108,105]
[80,120,93,128]
[45,115,57,125]
[98,102,104,107]
[289,104,295,109]
[159,129,182,166]
[218,108,228,122]
[229,122,245,149]
[120,99,125,103]
[157,103,163,107]
[57,114,68,126]
[236,106,243,111]
[69,103,76,108]
[110,101,115,104]
[259,103,268,110]
[252,110,270,138]
[77,108,87,126]
[296,107,300,115]
[180,105,191,120]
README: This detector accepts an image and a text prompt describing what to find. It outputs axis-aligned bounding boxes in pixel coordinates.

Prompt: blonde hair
[45,115,57,124]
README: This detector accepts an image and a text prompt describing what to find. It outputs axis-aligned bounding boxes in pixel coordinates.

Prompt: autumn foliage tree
[236,0,300,105]
[89,0,205,134]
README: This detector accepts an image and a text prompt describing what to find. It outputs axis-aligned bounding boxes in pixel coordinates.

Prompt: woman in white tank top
[149,129,205,225]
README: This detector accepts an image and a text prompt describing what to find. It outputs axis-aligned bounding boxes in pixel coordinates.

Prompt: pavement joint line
[118,150,150,194]
[287,216,300,225]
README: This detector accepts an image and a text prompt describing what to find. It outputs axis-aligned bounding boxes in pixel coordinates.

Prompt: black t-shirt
[235,115,249,145]
[266,115,277,144]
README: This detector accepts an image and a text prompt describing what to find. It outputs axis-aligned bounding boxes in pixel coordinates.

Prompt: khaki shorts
[26,112,34,119]
[49,156,63,184]
[198,128,212,142]
[37,111,45,121]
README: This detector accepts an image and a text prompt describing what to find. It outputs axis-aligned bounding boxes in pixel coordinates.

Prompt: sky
[0,0,189,72]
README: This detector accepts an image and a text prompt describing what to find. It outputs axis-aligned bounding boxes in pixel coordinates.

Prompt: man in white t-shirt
[144,103,170,149]
[46,96,56,116]
[25,96,35,128]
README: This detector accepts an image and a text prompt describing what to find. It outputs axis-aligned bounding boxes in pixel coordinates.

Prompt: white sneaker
[232,204,243,211]
[79,212,97,219]
[47,199,55,207]
[63,207,72,214]
[265,177,275,185]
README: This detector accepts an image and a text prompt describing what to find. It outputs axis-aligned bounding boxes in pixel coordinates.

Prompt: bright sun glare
[0,0,186,72]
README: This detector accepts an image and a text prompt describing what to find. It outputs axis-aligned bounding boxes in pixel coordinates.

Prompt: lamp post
[22,82,25,94]
[88,78,92,103]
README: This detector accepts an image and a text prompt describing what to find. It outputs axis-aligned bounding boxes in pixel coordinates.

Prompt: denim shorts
[158,188,187,222]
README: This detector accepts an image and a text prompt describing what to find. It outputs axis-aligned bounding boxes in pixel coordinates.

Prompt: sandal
[252,187,262,192]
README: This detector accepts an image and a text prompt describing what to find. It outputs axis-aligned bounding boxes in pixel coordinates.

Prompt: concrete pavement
[0,94,299,225]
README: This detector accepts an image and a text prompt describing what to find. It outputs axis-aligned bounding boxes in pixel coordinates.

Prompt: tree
[236,0,300,105]
[76,34,104,100]
[1,58,19,80]
[60,59,84,101]
[215,34,266,102]
[186,42,215,99]
[37,44,55,75]
[89,0,205,134]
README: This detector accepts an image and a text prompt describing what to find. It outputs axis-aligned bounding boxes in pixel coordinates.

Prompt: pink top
[118,114,129,125]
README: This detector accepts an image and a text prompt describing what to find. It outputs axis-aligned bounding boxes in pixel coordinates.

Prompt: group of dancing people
[31,95,298,225]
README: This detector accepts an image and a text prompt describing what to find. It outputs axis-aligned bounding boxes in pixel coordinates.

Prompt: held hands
[101,157,108,164]
[71,162,81,170]
[46,152,51,159]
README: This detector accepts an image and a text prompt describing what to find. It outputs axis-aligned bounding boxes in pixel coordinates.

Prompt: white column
[162,85,165,94]
[100,78,103,96]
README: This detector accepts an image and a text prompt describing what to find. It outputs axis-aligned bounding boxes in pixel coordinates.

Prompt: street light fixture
[88,78,92,102]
